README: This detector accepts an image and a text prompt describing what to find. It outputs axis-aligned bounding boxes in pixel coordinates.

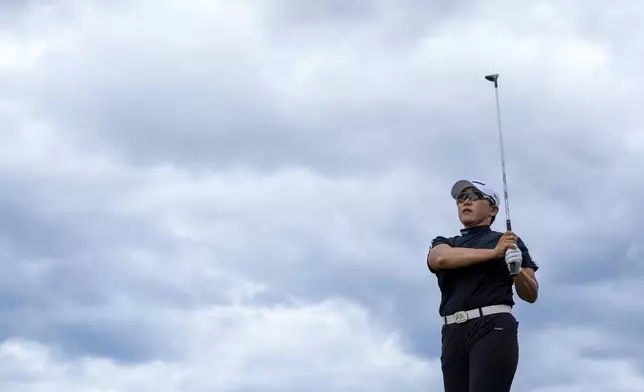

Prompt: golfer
[427,180,539,392]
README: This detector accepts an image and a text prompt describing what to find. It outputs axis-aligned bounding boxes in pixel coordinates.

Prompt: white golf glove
[505,247,522,276]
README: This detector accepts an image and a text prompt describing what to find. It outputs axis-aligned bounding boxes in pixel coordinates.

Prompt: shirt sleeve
[427,236,454,274]
[516,237,539,272]
[431,235,454,249]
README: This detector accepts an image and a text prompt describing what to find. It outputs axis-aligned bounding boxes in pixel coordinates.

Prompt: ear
[490,205,499,217]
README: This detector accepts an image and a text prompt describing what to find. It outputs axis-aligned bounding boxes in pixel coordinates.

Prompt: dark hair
[488,198,497,225]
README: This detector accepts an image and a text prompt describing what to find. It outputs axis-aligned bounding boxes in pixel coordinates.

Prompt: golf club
[485,73,512,232]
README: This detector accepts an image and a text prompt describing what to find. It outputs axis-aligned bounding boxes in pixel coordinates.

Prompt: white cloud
[0,299,441,392]
[520,326,644,392]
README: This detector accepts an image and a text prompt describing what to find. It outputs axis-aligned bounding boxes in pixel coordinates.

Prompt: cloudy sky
[1,0,643,391]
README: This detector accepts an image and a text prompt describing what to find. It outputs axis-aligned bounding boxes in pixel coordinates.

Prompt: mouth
[462,208,472,214]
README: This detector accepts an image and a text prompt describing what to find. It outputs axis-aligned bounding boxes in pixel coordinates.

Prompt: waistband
[442,304,512,325]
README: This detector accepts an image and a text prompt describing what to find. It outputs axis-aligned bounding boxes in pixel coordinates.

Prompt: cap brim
[451,180,476,199]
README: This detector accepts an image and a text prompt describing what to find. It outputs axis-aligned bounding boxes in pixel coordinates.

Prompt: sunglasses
[456,191,495,205]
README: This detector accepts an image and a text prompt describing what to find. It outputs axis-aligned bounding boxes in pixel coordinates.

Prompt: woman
[427,179,539,392]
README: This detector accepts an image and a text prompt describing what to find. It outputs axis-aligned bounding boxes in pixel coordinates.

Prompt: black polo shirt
[428,225,539,317]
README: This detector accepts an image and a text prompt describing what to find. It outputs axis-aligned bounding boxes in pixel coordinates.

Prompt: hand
[493,231,518,258]
[505,248,522,276]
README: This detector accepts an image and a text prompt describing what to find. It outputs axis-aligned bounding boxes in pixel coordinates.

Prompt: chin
[460,216,484,226]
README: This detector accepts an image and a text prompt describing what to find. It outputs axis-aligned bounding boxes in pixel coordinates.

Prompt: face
[456,187,498,227]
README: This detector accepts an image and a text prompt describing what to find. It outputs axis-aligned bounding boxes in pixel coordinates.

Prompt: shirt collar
[460,225,492,236]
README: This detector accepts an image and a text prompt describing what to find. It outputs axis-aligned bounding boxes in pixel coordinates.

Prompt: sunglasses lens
[457,191,486,203]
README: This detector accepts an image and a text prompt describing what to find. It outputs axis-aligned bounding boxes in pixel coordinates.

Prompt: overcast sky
[1,1,643,391]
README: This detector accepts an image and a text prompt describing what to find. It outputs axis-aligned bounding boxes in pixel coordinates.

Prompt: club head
[485,74,499,82]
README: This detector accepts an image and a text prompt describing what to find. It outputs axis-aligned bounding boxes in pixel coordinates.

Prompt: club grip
[506,219,512,231]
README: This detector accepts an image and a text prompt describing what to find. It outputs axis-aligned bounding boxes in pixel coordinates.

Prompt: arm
[428,244,497,270]
[514,267,538,303]
[513,237,540,303]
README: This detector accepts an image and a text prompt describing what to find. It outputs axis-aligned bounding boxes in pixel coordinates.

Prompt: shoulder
[430,235,457,249]
[515,235,540,271]
[515,235,531,251]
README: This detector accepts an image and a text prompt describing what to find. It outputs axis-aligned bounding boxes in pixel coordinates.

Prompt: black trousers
[440,313,519,392]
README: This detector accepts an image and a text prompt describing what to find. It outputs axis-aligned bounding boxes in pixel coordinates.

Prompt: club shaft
[493,86,512,231]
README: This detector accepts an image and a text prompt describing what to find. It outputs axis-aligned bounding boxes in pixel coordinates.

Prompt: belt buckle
[453,311,468,324]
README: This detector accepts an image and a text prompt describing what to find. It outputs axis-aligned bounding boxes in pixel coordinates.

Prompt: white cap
[450,180,500,206]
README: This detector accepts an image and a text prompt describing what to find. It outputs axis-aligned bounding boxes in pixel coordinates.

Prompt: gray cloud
[0,0,643,391]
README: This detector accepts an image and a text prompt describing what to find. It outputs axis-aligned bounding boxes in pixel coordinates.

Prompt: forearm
[514,269,538,303]
[429,247,497,270]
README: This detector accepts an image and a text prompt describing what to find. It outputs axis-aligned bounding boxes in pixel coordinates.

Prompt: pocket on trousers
[486,313,518,335]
